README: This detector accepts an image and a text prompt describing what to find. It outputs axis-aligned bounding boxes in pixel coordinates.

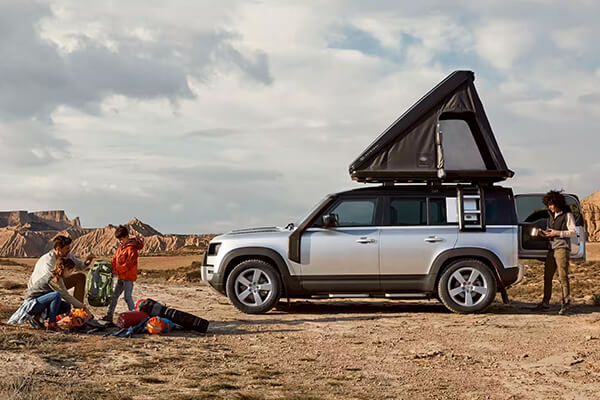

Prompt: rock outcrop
[0,210,215,257]
[582,191,600,242]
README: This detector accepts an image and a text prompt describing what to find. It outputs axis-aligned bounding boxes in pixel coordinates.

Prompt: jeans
[107,279,135,316]
[29,292,71,323]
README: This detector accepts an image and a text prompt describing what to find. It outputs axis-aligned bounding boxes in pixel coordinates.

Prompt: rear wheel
[226,259,281,314]
[438,259,497,314]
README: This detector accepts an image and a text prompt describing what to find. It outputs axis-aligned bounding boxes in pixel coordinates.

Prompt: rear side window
[389,198,427,225]
[486,191,517,225]
[328,199,378,226]
[429,198,447,225]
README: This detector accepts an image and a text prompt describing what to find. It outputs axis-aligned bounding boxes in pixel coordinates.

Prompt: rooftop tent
[349,71,514,183]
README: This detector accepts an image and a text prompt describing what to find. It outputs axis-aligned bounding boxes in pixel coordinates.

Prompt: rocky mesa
[582,190,600,242]
[0,211,215,257]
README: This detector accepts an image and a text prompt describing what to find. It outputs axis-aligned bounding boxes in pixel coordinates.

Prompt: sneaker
[28,315,43,330]
[47,322,60,332]
[558,303,570,315]
[532,302,550,311]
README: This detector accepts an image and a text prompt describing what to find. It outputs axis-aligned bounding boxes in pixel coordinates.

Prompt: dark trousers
[63,272,86,303]
[543,247,571,305]
[29,292,71,323]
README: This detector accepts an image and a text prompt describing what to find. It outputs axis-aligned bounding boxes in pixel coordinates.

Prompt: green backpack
[86,261,114,307]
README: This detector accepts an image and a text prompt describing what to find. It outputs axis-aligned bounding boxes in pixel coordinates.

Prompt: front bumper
[201,252,226,294]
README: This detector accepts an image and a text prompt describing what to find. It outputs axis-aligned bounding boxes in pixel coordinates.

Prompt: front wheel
[438,259,497,314]
[226,260,281,314]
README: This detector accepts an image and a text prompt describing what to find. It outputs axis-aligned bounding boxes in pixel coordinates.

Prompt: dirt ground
[1,257,599,400]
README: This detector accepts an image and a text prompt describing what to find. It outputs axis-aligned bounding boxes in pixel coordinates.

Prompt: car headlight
[208,242,221,256]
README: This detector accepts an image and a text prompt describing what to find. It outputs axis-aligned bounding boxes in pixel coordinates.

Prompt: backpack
[86,260,114,306]
[136,298,209,333]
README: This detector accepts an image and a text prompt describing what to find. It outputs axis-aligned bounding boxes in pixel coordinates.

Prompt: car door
[300,196,381,292]
[515,194,586,260]
[379,196,458,292]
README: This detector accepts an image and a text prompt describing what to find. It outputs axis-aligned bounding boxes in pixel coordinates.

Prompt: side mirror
[321,213,339,228]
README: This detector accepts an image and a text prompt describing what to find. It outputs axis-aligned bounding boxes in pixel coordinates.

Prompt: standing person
[29,235,94,303]
[101,225,144,322]
[535,190,577,315]
[10,258,92,331]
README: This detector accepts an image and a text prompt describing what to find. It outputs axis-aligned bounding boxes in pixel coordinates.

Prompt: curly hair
[543,190,568,212]
[51,257,76,280]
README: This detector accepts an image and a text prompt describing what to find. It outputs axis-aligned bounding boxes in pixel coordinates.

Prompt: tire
[438,259,497,314]
[226,259,282,314]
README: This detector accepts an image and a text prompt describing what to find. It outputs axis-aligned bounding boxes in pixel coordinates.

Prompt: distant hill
[582,191,600,242]
[0,211,215,257]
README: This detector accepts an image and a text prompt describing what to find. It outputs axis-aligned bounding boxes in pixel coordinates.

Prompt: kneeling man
[28,235,94,303]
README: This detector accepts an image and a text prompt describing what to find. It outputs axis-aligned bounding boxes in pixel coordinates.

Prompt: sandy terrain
[1,258,599,400]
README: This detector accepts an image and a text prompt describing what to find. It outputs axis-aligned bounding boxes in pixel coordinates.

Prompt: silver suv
[201,70,587,314]
[201,186,586,314]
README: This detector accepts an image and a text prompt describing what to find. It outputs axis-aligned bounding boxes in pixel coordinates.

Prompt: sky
[1,0,599,234]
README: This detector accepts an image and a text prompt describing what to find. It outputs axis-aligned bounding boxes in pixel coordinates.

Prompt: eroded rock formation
[0,210,215,257]
[582,191,600,242]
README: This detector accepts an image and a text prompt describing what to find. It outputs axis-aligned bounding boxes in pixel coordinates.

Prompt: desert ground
[1,251,600,400]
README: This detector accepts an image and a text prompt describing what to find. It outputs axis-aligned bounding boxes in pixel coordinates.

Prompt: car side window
[389,198,427,225]
[325,199,378,227]
[429,198,447,225]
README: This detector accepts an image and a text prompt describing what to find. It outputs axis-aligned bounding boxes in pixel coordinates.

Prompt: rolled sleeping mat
[136,298,209,333]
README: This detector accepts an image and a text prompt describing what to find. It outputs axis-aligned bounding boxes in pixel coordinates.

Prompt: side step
[310,293,429,299]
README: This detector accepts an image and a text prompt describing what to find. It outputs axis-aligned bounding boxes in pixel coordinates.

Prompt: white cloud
[475,20,535,70]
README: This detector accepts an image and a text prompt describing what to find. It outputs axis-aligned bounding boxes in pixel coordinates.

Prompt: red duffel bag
[116,311,149,328]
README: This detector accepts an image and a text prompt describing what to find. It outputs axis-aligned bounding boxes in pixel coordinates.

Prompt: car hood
[212,226,293,242]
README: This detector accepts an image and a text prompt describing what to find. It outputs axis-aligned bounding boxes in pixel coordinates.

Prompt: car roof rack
[349,70,514,184]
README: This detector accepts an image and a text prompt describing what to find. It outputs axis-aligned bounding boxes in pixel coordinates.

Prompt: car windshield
[295,195,332,226]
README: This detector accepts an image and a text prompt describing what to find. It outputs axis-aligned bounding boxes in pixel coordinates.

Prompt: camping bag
[86,260,114,307]
[137,298,209,333]
[146,317,174,335]
[116,311,150,329]
[57,308,93,331]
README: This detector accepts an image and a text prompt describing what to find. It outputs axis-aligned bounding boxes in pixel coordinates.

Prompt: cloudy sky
[1,1,599,233]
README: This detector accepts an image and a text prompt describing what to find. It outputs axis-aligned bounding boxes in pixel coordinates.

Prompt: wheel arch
[429,248,505,293]
[220,247,303,296]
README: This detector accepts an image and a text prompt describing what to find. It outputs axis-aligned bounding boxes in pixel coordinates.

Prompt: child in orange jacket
[101,225,144,322]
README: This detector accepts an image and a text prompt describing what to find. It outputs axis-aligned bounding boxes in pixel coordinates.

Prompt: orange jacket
[111,238,144,281]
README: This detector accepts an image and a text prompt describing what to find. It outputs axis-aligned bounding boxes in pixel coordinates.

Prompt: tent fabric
[349,71,513,183]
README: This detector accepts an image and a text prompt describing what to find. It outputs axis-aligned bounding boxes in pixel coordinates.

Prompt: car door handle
[424,236,444,243]
[356,237,376,244]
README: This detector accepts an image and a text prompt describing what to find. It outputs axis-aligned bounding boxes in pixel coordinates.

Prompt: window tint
[328,199,377,226]
[486,192,517,225]
[439,119,486,170]
[389,198,427,225]
[429,198,447,224]
[515,195,580,224]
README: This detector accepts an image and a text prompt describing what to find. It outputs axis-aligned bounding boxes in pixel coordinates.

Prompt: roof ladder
[457,185,486,232]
